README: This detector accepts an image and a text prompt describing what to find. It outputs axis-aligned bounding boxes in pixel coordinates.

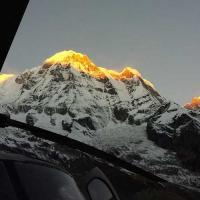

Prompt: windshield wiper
[0,113,167,183]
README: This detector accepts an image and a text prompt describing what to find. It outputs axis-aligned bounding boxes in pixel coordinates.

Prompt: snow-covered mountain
[185,96,200,111]
[0,50,164,140]
[0,50,200,190]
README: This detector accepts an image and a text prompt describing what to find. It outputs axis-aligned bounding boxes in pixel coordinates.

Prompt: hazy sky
[2,0,200,105]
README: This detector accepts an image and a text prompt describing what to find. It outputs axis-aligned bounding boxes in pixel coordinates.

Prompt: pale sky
[2,0,200,105]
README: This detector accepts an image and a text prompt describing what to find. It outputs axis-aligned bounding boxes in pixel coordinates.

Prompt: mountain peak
[0,73,15,84]
[43,50,95,68]
[185,96,200,110]
[42,50,155,88]
[120,66,142,78]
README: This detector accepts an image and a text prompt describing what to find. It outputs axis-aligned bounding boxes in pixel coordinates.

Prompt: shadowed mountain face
[0,50,200,191]
[147,102,200,172]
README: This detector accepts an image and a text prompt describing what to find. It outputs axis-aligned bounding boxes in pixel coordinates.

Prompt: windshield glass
[1,0,200,194]
[15,162,85,200]
[88,178,115,200]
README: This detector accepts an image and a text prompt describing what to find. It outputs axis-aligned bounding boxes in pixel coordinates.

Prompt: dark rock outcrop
[75,116,96,130]
[26,113,38,126]
[61,120,72,132]
[113,106,129,122]
[174,120,200,171]
[147,103,200,171]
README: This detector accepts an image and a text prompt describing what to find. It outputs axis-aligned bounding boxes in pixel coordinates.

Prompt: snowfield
[88,124,200,189]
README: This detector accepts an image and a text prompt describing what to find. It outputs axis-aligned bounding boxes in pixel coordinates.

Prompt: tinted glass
[15,162,85,200]
[88,178,114,200]
[0,162,18,200]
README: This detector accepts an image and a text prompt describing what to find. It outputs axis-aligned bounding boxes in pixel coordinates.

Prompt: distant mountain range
[0,50,200,190]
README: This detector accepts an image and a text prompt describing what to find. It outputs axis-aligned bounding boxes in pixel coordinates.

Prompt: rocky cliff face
[147,101,200,172]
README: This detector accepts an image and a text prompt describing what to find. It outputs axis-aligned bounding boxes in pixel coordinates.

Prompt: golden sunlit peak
[43,50,96,68]
[0,73,15,84]
[120,66,142,78]
[43,50,155,89]
[185,96,200,109]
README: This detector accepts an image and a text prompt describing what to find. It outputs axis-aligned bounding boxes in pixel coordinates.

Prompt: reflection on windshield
[15,163,85,200]
[88,178,114,200]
